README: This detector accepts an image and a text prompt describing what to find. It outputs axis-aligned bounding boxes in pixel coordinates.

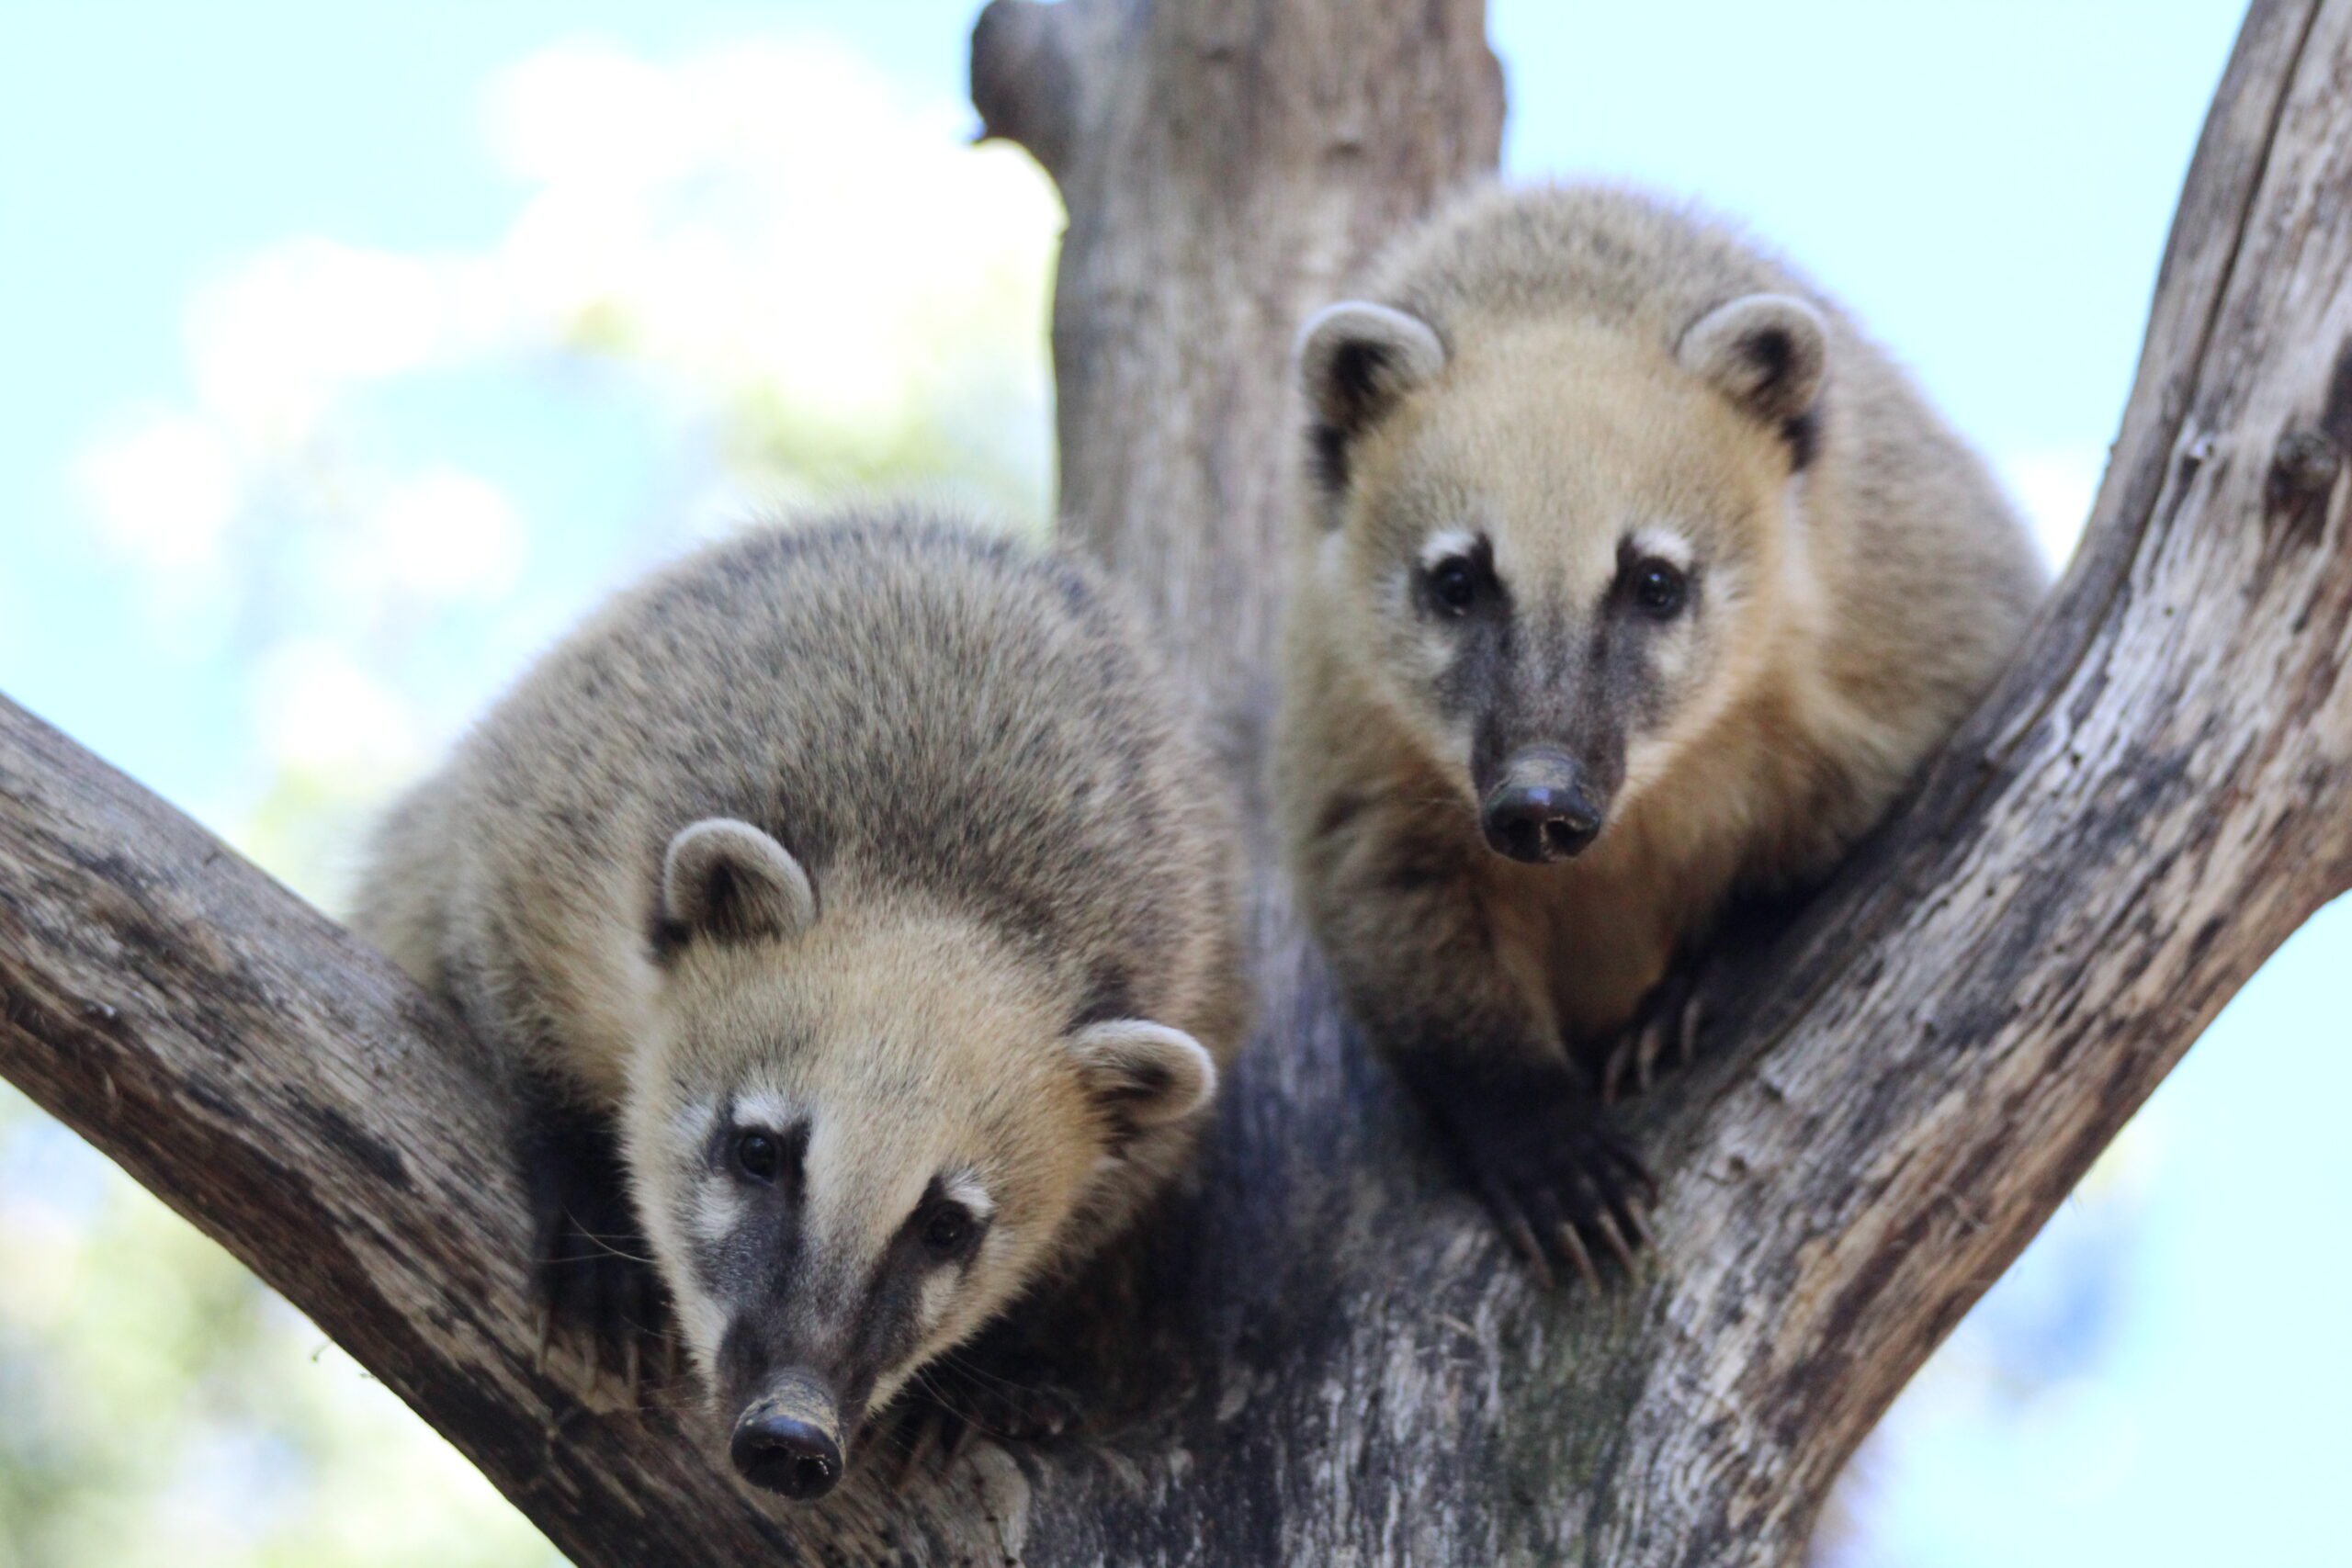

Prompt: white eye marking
[1630,525,1694,570]
[941,1171,995,1222]
[675,1292,726,1378]
[688,1183,741,1245]
[1419,528,1479,571]
[665,1100,718,1155]
[732,1089,798,1132]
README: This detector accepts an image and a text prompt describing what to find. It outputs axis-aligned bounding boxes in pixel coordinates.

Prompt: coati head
[1295,289,1829,863]
[627,818,1216,1502]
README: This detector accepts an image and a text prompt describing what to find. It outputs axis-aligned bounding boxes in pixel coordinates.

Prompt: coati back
[1276,183,2046,1283]
[352,508,1249,1498]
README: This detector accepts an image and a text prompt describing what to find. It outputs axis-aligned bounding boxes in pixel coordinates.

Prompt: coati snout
[730,1371,846,1500]
[1478,748,1605,863]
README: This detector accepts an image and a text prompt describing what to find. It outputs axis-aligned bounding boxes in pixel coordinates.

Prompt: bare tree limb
[4,1,2348,1563]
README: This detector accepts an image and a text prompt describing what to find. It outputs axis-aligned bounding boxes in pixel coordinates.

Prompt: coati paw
[1600,964,1710,1105]
[520,1095,674,1402]
[888,1358,1080,1479]
[1456,1090,1657,1292]
[531,1198,673,1401]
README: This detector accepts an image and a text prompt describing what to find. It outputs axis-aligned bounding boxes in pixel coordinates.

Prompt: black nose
[1481,778,1604,863]
[730,1413,843,1501]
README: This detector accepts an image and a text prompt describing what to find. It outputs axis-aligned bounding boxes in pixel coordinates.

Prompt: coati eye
[733,1130,782,1183]
[920,1202,977,1258]
[1426,556,1480,615]
[1633,558,1688,619]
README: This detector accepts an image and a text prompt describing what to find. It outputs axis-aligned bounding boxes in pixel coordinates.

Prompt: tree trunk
[5,1,2350,1564]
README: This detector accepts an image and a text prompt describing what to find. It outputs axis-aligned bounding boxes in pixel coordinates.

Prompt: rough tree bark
[2,0,2348,1563]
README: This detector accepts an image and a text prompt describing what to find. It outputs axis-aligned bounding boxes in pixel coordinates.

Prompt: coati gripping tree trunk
[5,1,2352,1562]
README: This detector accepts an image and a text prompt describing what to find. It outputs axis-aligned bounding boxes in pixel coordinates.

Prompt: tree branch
[1621,7,2352,1546]
[3,1,2347,1563]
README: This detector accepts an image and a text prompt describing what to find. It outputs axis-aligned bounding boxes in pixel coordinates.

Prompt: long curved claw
[1591,1208,1640,1277]
[1481,1175,1555,1290]
[1677,996,1706,1066]
[1619,1192,1657,1251]
[1600,962,1713,1105]
[1554,1221,1603,1292]
[1600,1042,1631,1107]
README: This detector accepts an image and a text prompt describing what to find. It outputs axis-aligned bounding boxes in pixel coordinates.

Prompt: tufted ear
[1069,1019,1217,1131]
[660,818,817,948]
[1296,301,1447,502]
[1678,293,1828,464]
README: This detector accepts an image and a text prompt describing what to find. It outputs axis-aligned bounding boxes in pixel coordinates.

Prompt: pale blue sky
[4,4,2341,1564]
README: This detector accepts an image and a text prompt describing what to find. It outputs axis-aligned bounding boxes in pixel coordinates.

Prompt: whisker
[541,1244,658,1265]
[929,1348,1046,1399]
[548,1212,658,1266]
[906,1375,1008,1447]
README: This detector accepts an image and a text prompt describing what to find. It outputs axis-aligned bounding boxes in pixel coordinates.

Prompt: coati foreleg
[1306,796,1655,1288]
[514,1070,672,1393]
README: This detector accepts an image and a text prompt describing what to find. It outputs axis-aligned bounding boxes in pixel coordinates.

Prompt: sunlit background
[1,2,2342,1563]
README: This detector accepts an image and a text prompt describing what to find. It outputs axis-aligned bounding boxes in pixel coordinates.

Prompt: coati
[1276,183,2046,1287]
[351,508,1248,1500]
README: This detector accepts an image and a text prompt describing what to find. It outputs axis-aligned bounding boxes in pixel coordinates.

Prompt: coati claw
[1491,1200,1554,1289]
[1590,1208,1640,1276]
[1621,1195,1657,1250]
[1600,964,1711,1106]
[1551,1220,1603,1292]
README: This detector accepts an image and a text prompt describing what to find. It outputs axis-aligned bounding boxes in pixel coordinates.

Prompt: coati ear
[1295,301,1447,502]
[1069,1019,1217,1130]
[660,818,817,947]
[1679,293,1828,464]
